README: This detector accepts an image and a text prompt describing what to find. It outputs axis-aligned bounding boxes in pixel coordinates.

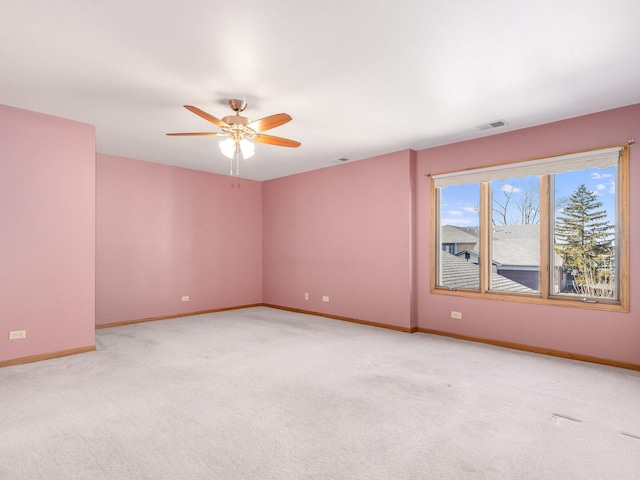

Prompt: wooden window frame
[430,144,630,312]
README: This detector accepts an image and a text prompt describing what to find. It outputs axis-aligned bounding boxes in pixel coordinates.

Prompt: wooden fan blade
[247,113,292,132]
[184,105,229,127]
[255,133,301,148]
[166,132,223,136]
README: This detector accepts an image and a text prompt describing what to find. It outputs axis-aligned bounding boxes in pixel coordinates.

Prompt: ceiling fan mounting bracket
[228,99,247,113]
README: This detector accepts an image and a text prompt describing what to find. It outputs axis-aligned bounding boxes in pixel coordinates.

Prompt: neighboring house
[441,224,566,292]
[440,225,479,255]
[439,251,536,293]
[491,224,541,290]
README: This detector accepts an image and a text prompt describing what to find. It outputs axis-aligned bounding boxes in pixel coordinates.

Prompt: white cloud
[594,180,616,195]
[592,172,613,180]
[500,184,521,193]
[447,210,464,216]
[463,207,478,213]
[441,218,472,226]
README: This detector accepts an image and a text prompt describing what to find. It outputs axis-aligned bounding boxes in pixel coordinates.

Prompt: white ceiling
[2,0,640,181]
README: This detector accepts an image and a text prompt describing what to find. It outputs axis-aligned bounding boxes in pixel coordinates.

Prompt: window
[491,175,541,293]
[432,145,629,311]
[436,183,480,290]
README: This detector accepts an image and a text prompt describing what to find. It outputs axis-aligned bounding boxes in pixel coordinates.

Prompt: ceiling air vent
[476,120,507,131]
[329,157,350,164]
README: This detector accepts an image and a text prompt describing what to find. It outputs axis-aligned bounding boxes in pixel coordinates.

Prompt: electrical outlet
[305,292,309,300]
[9,330,26,340]
[181,296,189,302]
[451,311,462,319]
[322,296,330,302]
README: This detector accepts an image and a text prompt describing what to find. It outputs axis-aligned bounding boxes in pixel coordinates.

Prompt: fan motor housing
[222,115,250,125]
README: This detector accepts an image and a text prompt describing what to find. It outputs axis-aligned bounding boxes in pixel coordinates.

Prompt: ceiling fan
[167,99,301,175]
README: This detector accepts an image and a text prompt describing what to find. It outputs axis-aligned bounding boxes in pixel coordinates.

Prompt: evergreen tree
[555,184,614,297]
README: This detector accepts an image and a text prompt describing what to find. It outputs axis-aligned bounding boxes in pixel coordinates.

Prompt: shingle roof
[442,224,542,267]
[441,225,479,245]
[491,225,539,266]
[439,251,536,293]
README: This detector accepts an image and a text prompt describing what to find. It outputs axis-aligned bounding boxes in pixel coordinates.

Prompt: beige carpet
[1,306,639,479]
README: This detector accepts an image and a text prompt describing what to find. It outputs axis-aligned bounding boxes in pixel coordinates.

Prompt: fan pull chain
[230,143,241,176]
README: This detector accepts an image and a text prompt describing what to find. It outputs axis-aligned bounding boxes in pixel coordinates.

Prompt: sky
[439,166,617,227]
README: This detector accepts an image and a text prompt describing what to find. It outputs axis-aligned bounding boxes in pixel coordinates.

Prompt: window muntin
[431,146,628,310]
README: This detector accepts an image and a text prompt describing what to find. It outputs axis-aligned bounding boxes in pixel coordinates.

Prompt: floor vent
[550,413,582,425]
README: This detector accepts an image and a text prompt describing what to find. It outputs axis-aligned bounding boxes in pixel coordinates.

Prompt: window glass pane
[490,177,540,294]
[552,166,617,299]
[437,183,480,290]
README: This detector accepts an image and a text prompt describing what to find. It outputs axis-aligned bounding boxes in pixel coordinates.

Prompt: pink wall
[0,105,96,362]
[262,151,415,329]
[96,154,262,325]
[3,101,637,367]
[416,104,640,365]
[262,104,639,366]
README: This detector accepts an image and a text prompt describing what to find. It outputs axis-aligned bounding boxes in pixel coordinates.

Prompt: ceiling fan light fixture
[219,137,255,159]
[168,100,299,176]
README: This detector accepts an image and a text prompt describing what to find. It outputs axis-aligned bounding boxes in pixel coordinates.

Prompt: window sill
[431,286,628,312]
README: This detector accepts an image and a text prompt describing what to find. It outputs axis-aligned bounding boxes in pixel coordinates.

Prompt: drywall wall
[3,101,637,368]
[96,154,263,325]
[262,150,415,329]
[262,104,639,365]
[0,104,96,363]
[416,104,640,365]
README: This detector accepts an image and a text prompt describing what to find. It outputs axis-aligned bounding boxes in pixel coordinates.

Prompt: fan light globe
[240,139,255,159]
[219,138,236,158]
